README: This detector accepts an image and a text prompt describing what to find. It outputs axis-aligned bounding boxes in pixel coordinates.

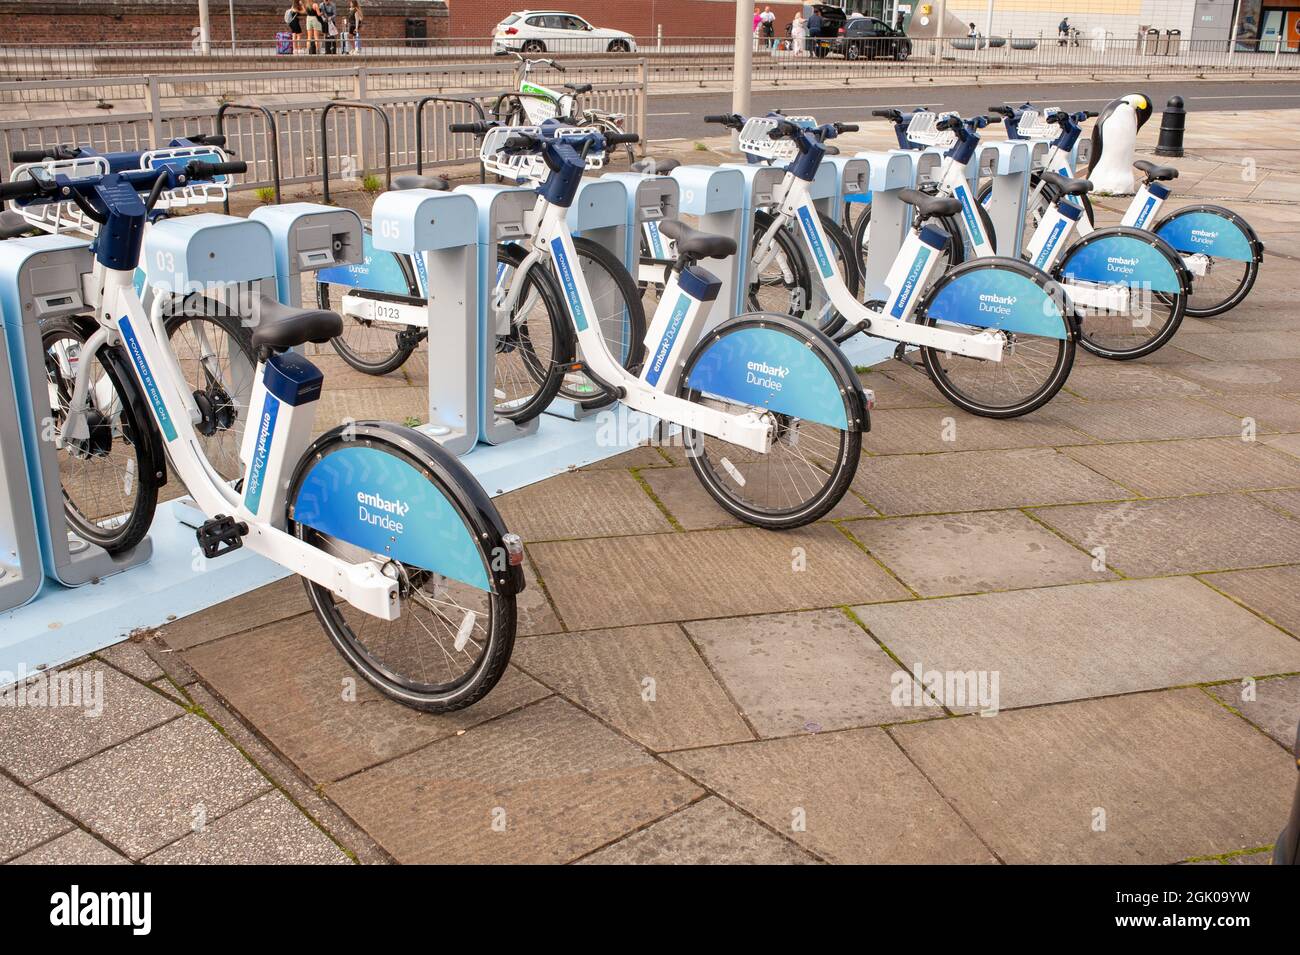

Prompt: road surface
[645,79,1300,141]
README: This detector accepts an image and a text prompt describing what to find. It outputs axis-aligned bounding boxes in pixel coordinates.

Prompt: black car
[805,3,845,58]
[832,16,912,61]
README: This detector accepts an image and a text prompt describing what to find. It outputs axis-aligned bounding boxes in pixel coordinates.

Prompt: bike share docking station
[368,174,658,496]
[0,282,43,615]
[0,204,365,672]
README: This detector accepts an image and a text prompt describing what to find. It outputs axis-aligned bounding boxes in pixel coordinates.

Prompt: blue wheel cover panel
[317,233,413,294]
[686,327,847,430]
[1060,233,1182,293]
[293,445,490,591]
[1156,211,1253,262]
[928,267,1068,341]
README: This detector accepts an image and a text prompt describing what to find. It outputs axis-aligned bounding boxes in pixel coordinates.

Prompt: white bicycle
[3,151,525,712]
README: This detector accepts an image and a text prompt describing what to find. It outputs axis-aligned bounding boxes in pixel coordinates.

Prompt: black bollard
[1155,95,1186,158]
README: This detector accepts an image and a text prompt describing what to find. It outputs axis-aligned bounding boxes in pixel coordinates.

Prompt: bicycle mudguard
[683,313,870,432]
[317,229,421,296]
[288,422,524,596]
[1153,204,1264,264]
[918,257,1073,341]
[1057,226,1189,295]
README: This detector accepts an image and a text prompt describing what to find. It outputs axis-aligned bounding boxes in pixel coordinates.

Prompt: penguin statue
[1087,93,1153,195]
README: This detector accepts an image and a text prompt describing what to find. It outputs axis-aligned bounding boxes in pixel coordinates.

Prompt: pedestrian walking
[287,1,306,54]
[1058,17,1070,46]
[791,10,806,57]
[805,7,823,57]
[320,0,339,54]
[761,6,776,50]
[348,0,363,54]
[305,1,324,54]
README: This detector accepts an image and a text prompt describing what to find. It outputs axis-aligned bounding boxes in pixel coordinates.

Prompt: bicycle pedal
[196,514,249,560]
[892,342,924,372]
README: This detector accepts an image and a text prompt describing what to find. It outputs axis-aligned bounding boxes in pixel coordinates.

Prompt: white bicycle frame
[1027,143,1210,278]
[525,198,774,452]
[65,260,400,619]
[750,172,1006,362]
[936,145,1133,312]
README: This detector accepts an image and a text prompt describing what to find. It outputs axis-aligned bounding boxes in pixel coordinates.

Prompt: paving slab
[639,464,874,530]
[1200,564,1300,637]
[1173,331,1300,362]
[892,689,1297,864]
[496,469,673,542]
[0,775,71,862]
[1267,432,1300,459]
[1033,493,1300,576]
[313,387,430,433]
[517,557,564,636]
[528,524,911,630]
[96,640,164,683]
[1065,436,1300,497]
[1061,364,1211,401]
[1206,674,1300,750]
[183,612,550,783]
[1163,360,1300,395]
[157,574,311,650]
[327,697,701,864]
[848,509,1110,597]
[684,609,916,736]
[852,448,1133,516]
[7,828,130,865]
[145,791,351,865]
[1196,394,1300,433]
[856,368,945,409]
[578,797,814,865]
[579,446,673,470]
[860,407,1090,455]
[513,624,750,752]
[665,730,994,864]
[34,714,270,859]
[1041,397,1245,442]
[0,662,183,784]
[853,578,1300,712]
[1256,488,1300,518]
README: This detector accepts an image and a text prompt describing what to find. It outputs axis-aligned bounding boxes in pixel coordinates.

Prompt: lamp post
[229,0,237,51]
[197,0,212,55]
[1227,0,1243,62]
[732,0,755,150]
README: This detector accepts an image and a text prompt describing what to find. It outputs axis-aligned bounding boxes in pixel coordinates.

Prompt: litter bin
[405,17,428,48]
[1140,28,1160,55]
[1165,29,1181,56]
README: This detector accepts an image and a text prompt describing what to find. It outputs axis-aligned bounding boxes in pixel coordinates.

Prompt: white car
[492,11,638,55]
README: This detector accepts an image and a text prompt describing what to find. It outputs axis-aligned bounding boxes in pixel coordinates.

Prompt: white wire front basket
[9,156,111,236]
[904,111,958,150]
[1016,108,1057,141]
[738,117,800,163]
[141,146,232,210]
[480,125,605,182]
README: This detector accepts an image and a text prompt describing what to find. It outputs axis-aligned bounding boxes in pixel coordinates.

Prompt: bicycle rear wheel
[917,258,1076,418]
[41,316,163,553]
[678,313,866,529]
[289,423,519,712]
[1153,204,1262,318]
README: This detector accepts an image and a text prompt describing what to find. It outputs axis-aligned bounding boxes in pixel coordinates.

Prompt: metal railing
[0,34,1295,82]
[0,61,647,198]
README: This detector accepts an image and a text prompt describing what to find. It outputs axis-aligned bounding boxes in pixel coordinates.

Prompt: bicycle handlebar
[184,159,246,180]
[449,121,496,136]
[871,108,902,121]
[704,113,745,130]
[603,132,640,146]
[11,145,82,163]
[0,178,45,201]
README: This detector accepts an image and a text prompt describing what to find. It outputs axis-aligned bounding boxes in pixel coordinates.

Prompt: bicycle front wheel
[494,243,571,422]
[558,237,647,409]
[41,316,162,553]
[747,210,813,321]
[289,423,519,712]
[678,314,865,529]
